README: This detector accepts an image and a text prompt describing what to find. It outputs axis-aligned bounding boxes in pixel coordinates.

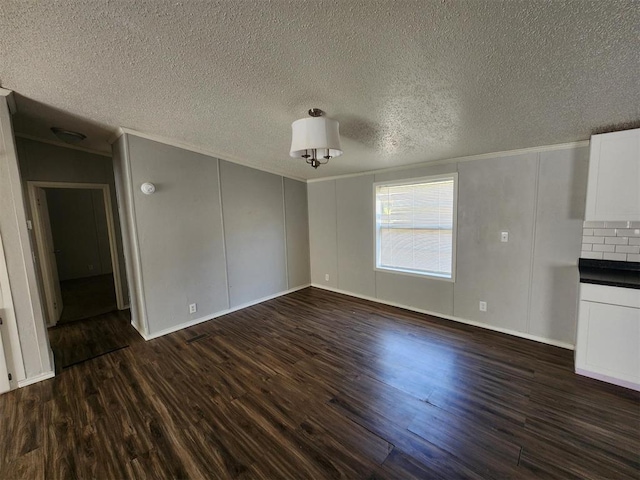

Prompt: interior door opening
[28,182,125,327]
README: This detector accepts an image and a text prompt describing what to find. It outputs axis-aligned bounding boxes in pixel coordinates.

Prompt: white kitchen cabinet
[585,128,640,221]
[575,283,640,390]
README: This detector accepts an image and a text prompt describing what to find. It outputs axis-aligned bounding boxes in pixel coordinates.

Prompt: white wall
[308,145,589,347]
[113,134,310,338]
[0,94,52,382]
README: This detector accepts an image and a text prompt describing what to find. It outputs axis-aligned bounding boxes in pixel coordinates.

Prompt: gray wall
[221,161,287,307]
[46,188,113,281]
[16,137,128,303]
[114,135,310,337]
[308,146,589,346]
[284,178,311,289]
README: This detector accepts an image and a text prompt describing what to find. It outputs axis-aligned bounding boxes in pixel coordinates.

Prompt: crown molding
[307,140,590,183]
[110,127,307,183]
[0,88,17,114]
[14,133,112,157]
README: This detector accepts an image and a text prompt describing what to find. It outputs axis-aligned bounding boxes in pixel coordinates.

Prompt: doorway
[27,181,125,327]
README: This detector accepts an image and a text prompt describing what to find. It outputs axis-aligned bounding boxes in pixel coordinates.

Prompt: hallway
[58,274,117,324]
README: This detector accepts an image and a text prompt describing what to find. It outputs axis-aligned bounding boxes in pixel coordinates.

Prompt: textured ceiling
[1,1,638,180]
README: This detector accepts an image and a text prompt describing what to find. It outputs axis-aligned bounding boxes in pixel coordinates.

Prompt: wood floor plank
[1,288,638,479]
[407,405,522,479]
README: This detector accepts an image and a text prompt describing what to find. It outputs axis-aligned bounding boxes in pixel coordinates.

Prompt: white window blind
[375,176,456,279]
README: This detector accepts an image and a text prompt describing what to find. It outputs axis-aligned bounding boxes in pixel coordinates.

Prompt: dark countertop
[579,259,640,290]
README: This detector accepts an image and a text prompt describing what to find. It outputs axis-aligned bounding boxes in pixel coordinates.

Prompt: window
[375,174,457,280]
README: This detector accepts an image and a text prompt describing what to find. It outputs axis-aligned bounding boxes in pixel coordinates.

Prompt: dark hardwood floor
[58,274,117,324]
[1,287,638,479]
[48,309,142,371]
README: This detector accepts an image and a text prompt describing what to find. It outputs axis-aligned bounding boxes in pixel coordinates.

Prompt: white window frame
[373,173,458,282]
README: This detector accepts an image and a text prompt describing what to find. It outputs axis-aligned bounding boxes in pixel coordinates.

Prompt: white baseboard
[311,283,575,350]
[575,368,640,392]
[18,370,55,388]
[139,284,312,341]
[131,318,147,339]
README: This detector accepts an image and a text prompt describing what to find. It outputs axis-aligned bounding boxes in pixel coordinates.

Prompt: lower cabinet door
[576,299,640,388]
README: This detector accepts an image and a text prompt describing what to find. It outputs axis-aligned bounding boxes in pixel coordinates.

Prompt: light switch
[501,231,509,243]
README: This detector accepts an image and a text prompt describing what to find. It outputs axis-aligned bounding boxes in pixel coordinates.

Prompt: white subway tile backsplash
[594,229,616,236]
[581,251,603,259]
[605,236,628,245]
[617,229,640,237]
[603,252,627,261]
[605,221,630,228]
[581,219,639,263]
[592,244,615,252]
[583,221,605,228]
[582,236,605,244]
[615,245,640,254]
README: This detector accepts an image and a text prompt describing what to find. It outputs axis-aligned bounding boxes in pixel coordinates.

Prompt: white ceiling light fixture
[290,108,343,169]
[50,127,87,144]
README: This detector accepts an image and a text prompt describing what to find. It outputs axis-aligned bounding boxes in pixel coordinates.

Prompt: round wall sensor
[141,182,156,195]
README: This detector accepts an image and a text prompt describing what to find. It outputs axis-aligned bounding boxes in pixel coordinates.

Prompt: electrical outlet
[189,303,197,314]
[501,231,509,243]
[325,273,330,282]
[88,264,94,271]
[479,301,487,312]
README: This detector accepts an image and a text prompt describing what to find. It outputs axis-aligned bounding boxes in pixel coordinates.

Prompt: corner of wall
[112,134,148,337]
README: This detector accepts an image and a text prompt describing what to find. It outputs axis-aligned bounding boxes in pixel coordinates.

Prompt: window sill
[374,266,455,282]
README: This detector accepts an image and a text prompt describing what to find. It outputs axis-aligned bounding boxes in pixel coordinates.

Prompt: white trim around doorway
[27,181,126,326]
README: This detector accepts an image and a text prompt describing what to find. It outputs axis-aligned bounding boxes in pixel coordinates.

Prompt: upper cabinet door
[585,128,640,221]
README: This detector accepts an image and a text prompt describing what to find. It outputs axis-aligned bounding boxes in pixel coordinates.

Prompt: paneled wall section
[114,135,310,337]
[308,146,589,347]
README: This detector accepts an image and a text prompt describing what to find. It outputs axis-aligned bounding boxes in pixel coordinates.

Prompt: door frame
[27,181,126,325]
[31,186,64,324]
[0,232,26,390]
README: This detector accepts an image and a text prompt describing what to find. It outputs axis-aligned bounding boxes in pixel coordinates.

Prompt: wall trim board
[307,140,590,184]
[109,127,307,183]
[311,283,575,350]
[575,367,640,392]
[281,176,290,289]
[134,284,311,341]
[17,370,55,388]
[119,135,150,335]
[14,133,112,157]
[526,155,542,334]
[108,128,588,186]
[216,159,232,310]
